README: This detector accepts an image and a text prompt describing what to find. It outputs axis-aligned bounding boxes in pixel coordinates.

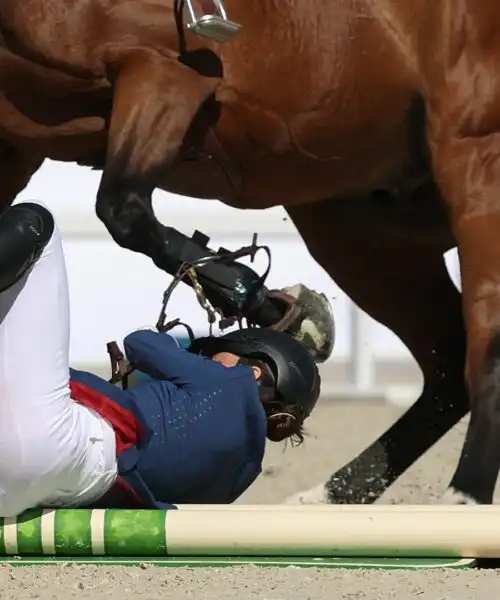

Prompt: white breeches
[0,201,117,517]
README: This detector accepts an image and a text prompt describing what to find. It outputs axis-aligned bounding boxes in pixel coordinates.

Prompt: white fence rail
[18,161,462,404]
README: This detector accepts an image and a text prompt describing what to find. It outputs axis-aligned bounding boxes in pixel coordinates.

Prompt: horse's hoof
[280,283,335,363]
[282,483,330,505]
[440,487,479,505]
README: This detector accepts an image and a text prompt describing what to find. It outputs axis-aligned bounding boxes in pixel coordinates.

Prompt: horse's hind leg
[282,198,468,504]
[430,134,500,504]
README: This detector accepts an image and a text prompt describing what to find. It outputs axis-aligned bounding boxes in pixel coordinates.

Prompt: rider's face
[211,351,262,380]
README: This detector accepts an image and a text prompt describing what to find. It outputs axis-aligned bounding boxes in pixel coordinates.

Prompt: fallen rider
[0,201,321,517]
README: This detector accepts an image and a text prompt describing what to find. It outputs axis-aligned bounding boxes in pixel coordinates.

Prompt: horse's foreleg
[96,49,219,263]
[282,198,468,504]
[96,50,300,334]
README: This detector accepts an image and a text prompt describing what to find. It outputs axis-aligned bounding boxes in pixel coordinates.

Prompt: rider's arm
[123,329,222,389]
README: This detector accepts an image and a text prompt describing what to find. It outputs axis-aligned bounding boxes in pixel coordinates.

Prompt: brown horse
[0,0,497,504]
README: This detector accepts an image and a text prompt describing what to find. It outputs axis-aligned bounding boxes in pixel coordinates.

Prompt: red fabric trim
[70,380,142,455]
[115,477,144,508]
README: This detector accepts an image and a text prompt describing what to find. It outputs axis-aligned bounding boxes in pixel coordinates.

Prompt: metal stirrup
[184,0,242,43]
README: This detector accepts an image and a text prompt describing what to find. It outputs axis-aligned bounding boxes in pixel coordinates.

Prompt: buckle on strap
[184,0,242,43]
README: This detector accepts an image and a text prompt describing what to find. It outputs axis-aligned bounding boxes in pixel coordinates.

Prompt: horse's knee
[95,178,155,252]
[96,175,188,275]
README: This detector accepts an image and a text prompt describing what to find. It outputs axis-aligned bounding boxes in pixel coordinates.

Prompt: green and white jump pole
[0,505,498,563]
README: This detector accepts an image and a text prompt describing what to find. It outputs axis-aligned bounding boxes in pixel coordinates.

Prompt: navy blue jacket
[69,330,267,509]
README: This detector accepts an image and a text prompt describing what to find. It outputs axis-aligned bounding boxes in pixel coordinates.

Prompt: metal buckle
[184,0,242,43]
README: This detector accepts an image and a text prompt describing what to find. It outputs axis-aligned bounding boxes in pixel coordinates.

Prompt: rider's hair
[238,357,305,446]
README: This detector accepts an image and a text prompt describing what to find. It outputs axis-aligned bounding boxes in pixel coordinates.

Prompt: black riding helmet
[188,328,321,419]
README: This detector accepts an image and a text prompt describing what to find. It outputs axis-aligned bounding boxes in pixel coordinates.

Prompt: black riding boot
[0,202,55,293]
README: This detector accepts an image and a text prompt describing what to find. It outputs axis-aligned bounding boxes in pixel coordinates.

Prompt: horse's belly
[235,139,413,208]
[226,112,417,208]
[168,89,418,208]
[215,88,419,205]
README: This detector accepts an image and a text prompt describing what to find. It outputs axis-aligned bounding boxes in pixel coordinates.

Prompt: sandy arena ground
[3,400,500,599]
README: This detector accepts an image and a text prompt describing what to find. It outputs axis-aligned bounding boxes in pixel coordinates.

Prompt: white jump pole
[166,505,500,558]
[176,504,487,512]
